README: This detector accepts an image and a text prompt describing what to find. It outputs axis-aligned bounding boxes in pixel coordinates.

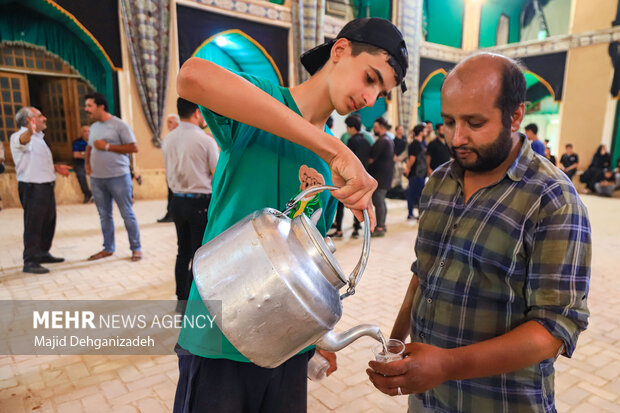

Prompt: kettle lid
[297,214,347,286]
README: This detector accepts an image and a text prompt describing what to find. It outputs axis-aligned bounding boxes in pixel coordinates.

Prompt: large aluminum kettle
[192,185,382,368]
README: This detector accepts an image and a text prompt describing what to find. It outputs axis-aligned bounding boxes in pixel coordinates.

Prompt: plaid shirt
[411,138,591,413]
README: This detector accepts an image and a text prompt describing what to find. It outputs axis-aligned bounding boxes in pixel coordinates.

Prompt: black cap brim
[300,40,336,76]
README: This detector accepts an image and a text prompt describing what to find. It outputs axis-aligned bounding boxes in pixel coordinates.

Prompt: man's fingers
[368,359,409,377]
[351,206,376,232]
[366,369,404,397]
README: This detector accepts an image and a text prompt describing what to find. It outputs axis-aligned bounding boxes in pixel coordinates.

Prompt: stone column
[556,0,617,167]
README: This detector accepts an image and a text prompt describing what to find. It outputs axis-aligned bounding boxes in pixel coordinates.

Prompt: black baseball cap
[300,17,408,93]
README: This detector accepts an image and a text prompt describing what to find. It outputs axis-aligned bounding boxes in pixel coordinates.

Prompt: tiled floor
[0,195,618,412]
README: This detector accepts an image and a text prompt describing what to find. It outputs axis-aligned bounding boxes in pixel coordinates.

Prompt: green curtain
[611,101,620,168]
[0,1,115,114]
[352,0,391,19]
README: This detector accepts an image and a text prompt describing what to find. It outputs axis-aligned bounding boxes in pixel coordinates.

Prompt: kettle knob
[324,236,336,254]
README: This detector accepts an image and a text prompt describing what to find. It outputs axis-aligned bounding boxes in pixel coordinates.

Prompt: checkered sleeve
[525,198,591,358]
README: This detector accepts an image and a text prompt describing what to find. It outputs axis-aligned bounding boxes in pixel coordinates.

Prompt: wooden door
[36,77,75,162]
[0,72,29,164]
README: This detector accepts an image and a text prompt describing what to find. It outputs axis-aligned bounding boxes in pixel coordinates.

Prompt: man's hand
[328,149,377,229]
[317,349,338,376]
[93,139,108,151]
[367,343,454,396]
[26,117,37,134]
[85,164,92,176]
[54,164,71,177]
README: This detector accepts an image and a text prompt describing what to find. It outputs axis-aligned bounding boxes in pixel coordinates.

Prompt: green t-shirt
[177,71,338,362]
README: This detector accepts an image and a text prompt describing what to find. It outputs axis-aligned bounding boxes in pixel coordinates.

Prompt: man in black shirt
[368,116,394,237]
[405,124,427,220]
[425,123,452,176]
[328,115,371,239]
[391,124,408,190]
[559,143,579,181]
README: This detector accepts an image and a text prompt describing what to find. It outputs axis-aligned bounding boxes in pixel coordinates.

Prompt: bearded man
[368,53,592,413]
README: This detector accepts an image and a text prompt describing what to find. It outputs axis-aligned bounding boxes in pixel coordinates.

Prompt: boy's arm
[177,58,377,225]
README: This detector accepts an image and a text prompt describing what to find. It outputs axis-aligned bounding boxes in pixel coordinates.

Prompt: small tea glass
[372,338,405,362]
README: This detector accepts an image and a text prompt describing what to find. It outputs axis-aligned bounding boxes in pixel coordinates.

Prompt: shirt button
[426,298,432,304]
[439,261,445,267]
[419,332,425,339]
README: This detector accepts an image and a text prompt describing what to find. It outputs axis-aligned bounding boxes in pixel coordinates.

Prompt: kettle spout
[315,324,382,352]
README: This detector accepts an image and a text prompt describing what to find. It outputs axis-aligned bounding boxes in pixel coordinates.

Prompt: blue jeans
[90,174,141,252]
[407,176,426,216]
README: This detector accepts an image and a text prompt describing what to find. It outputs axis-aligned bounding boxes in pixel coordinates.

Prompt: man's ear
[511,103,525,133]
[330,38,350,63]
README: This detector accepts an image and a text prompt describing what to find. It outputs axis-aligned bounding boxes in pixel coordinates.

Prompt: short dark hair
[326,116,334,129]
[494,58,526,128]
[413,123,425,137]
[435,123,443,130]
[374,116,391,129]
[524,123,538,134]
[345,114,361,131]
[565,143,573,148]
[177,98,198,119]
[85,92,108,112]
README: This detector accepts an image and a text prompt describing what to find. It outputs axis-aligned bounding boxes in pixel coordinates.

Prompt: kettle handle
[281,185,371,299]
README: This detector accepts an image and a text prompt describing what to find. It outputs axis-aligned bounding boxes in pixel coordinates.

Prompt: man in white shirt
[162,98,219,312]
[10,107,70,274]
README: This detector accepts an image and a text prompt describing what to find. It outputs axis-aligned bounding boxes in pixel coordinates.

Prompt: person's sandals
[88,250,113,261]
[131,251,143,262]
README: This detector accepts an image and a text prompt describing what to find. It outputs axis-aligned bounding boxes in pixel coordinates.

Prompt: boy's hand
[328,150,377,230]
[317,349,338,376]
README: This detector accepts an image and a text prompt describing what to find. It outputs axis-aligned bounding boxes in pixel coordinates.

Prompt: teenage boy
[173,17,408,412]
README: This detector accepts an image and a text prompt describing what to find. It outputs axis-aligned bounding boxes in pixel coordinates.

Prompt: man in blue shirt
[72,125,92,203]
[524,123,546,156]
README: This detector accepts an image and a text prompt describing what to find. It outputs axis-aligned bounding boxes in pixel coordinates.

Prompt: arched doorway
[192,30,283,86]
[418,69,447,127]
[522,70,560,155]
[0,44,93,164]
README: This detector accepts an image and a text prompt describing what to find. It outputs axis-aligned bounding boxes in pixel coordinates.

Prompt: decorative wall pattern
[187,0,292,24]
[291,0,326,83]
[397,0,423,131]
[120,0,171,147]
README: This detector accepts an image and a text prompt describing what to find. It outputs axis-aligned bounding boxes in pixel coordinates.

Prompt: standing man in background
[425,123,451,176]
[405,124,427,220]
[84,92,142,262]
[11,107,70,274]
[158,114,181,223]
[72,124,93,203]
[524,123,545,156]
[162,98,219,313]
[368,116,394,237]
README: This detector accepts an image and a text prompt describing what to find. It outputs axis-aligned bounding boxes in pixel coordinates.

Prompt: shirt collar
[449,133,532,183]
[179,121,204,132]
[18,126,44,140]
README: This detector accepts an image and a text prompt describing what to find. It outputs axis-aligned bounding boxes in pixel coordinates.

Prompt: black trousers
[18,182,57,265]
[73,163,92,198]
[173,351,311,413]
[171,195,211,301]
